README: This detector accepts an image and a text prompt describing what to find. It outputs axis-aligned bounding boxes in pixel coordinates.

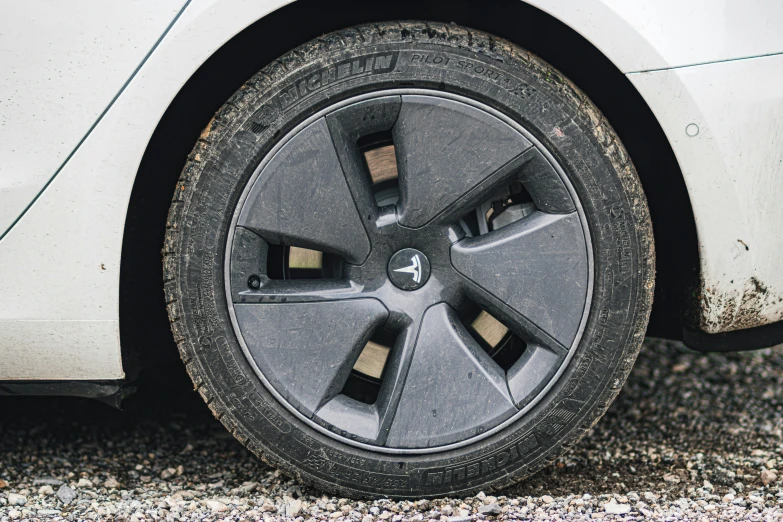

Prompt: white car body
[1,0,781,381]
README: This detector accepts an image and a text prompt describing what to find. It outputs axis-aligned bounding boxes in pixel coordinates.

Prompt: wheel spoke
[385,303,516,448]
[237,118,371,264]
[506,343,563,409]
[312,321,423,444]
[315,395,381,442]
[515,147,575,214]
[235,279,363,304]
[325,96,402,227]
[228,227,364,304]
[451,211,589,347]
[394,95,532,228]
[234,299,388,417]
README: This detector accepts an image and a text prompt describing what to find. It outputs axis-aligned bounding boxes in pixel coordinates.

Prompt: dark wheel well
[120,0,698,373]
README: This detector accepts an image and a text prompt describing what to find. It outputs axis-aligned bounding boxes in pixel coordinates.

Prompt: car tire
[164,21,654,498]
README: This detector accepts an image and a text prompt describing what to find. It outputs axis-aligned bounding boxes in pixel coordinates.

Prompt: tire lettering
[277,53,399,111]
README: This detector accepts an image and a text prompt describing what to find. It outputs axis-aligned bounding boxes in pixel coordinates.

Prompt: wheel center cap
[388,248,431,290]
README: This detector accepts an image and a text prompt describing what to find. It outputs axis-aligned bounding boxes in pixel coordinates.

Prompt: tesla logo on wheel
[388,248,430,290]
[394,254,422,283]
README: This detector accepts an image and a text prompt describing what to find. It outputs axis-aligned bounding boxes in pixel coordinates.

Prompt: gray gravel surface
[2,339,783,521]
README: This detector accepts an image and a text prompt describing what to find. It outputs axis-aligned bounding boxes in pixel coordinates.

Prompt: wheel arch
[120,0,699,372]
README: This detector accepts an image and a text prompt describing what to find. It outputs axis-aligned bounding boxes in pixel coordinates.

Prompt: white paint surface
[0,0,186,236]
[0,0,295,380]
[0,321,121,380]
[525,0,783,72]
[0,0,781,379]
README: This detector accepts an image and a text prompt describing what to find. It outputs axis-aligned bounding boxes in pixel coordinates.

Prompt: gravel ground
[1,339,783,521]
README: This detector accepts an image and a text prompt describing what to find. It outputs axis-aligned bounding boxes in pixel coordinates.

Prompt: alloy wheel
[225,90,592,452]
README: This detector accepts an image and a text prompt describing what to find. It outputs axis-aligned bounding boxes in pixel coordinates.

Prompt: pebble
[286,498,303,517]
[32,477,62,486]
[76,478,92,488]
[205,499,227,512]
[662,473,681,484]
[603,499,631,515]
[477,503,501,515]
[56,484,77,505]
[37,485,54,496]
[762,469,778,485]
[6,493,26,507]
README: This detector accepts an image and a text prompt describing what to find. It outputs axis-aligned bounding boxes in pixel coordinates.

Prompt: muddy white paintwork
[629,55,783,333]
[0,0,781,379]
